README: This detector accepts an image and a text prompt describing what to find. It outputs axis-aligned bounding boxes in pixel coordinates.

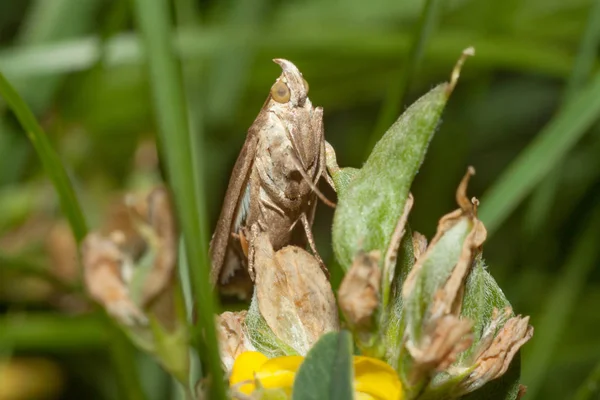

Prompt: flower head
[229,351,403,400]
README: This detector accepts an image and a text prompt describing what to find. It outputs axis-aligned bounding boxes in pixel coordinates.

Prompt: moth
[209,59,334,294]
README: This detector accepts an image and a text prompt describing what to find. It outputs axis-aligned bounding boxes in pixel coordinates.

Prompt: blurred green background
[0,0,599,399]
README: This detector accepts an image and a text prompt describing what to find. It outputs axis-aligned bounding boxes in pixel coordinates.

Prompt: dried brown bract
[406,315,473,383]
[412,231,428,262]
[402,168,488,384]
[217,311,256,374]
[82,233,146,325]
[458,308,533,394]
[81,186,178,327]
[252,232,339,355]
[338,250,381,329]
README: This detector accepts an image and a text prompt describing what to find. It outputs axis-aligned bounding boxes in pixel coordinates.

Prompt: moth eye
[302,78,309,94]
[271,81,291,103]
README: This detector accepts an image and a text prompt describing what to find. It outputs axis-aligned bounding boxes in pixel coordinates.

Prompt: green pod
[332,83,449,271]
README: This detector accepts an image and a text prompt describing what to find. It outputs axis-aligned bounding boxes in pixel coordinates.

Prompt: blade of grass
[0,70,87,243]
[367,0,443,156]
[131,1,225,398]
[0,313,107,350]
[0,252,80,292]
[0,29,578,79]
[479,69,600,235]
[523,0,600,238]
[522,205,600,398]
[172,4,206,394]
[574,360,600,400]
[562,0,600,102]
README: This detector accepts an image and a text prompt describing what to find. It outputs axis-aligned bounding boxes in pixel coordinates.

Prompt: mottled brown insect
[209,59,333,295]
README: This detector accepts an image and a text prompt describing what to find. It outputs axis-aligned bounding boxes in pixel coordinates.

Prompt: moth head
[270,59,310,107]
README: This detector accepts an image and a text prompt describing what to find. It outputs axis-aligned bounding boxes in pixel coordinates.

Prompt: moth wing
[209,129,259,285]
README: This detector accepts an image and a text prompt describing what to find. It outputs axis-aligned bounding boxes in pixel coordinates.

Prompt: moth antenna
[290,156,336,208]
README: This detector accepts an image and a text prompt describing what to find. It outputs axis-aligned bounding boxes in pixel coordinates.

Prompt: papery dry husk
[82,233,146,325]
[217,311,256,374]
[81,186,178,327]
[412,231,428,262]
[457,308,533,394]
[253,232,339,355]
[338,250,381,328]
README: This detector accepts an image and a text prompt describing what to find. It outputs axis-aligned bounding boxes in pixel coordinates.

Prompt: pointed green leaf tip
[331,48,473,271]
[332,82,449,270]
[292,331,353,400]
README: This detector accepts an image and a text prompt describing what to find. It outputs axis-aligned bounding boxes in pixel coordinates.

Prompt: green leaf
[292,331,353,400]
[0,70,87,243]
[332,83,449,271]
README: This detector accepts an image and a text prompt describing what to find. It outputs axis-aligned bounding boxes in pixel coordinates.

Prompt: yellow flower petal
[256,356,304,390]
[353,356,403,400]
[230,351,269,394]
[230,352,404,400]
[355,393,377,400]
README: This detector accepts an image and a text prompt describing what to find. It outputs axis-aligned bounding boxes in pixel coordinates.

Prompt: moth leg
[246,223,260,282]
[300,213,330,279]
